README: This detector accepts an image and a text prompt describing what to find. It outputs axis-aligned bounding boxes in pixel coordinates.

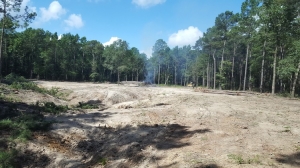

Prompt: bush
[3,73,27,84]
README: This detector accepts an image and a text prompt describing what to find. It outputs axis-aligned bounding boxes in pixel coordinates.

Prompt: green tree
[103,39,130,83]
[215,11,239,89]
[239,0,260,91]
[0,0,36,77]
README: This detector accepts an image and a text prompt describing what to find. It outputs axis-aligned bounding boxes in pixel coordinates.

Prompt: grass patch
[77,101,98,109]
[228,154,261,165]
[282,126,291,132]
[36,101,68,114]
[228,154,245,164]
[98,157,107,165]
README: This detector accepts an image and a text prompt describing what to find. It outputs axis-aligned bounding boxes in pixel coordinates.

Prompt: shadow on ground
[0,98,214,167]
[70,118,211,167]
[275,151,300,167]
[16,150,51,168]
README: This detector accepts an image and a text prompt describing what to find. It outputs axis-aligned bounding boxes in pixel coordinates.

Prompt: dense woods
[1,0,300,97]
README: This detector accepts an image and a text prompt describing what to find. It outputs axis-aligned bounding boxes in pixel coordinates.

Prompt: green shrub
[77,102,98,109]
[0,119,15,130]
[4,73,27,84]
[47,87,59,96]
[228,154,245,164]
[0,149,18,168]
[98,157,107,165]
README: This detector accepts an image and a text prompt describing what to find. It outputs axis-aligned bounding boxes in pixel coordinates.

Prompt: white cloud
[64,14,84,29]
[40,1,66,22]
[132,0,166,8]
[141,48,152,58]
[168,26,203,48]
[103,37,120,46]
[58,34,63,40]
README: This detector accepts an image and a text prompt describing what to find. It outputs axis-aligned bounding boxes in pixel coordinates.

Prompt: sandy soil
[17,81,300,167]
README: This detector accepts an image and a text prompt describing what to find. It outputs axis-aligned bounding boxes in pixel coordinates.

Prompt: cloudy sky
[23,0,244,57]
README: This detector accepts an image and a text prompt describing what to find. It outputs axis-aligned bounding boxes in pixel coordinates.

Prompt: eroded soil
[14,81,300,167]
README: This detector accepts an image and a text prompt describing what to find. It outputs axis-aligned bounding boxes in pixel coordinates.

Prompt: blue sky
[23,0,245,57]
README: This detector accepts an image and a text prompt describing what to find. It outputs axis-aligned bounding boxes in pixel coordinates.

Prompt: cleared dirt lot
[21,81,300,167]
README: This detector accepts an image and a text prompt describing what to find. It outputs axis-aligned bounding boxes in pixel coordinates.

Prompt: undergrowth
[0,98,64,167]
[0,149,18,168]
[0,110,53,141]
[36,101,68,114]
[77,101,98,109]
[0,106,54,167]
[3,73,59,97]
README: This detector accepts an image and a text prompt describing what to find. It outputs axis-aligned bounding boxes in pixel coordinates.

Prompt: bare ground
[14,81,300,167]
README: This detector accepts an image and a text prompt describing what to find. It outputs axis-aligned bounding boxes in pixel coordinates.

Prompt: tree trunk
[243,44,250,91]
[207,60,210,88]
[221,40,226,70]
[213,50,216,90]
[153,68,156,84]
[174,64,177,85]
[81,52,84,81]
[184,63,188,86]
[110,70,112,82]
[260,40,266,93]
[272,46,278,95]
[117,71,120,84]
[136,70,139,81]
[0,2,6,78]
[239,61,243,91]
[231,42,236,90]
[165,64,169,85]
[248,50,252,91]
[158,64,160,85]
[181,74,183,86]
[279,45,284,93]
[202,70,205,87]
[231,56,235,90]
[291,57,300,98]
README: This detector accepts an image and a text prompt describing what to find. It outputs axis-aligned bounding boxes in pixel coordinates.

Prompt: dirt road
[24,81,300,167]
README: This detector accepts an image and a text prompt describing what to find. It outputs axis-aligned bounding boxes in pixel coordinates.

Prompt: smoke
[144,70,154,84]
[144,61,154,84]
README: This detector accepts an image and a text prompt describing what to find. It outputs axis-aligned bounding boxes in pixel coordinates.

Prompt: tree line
[0,0,300,97]
[149,0,300,97]
[1,28,147,83]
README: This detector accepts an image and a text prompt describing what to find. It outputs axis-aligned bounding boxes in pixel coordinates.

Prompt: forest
[0,0,300,97]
